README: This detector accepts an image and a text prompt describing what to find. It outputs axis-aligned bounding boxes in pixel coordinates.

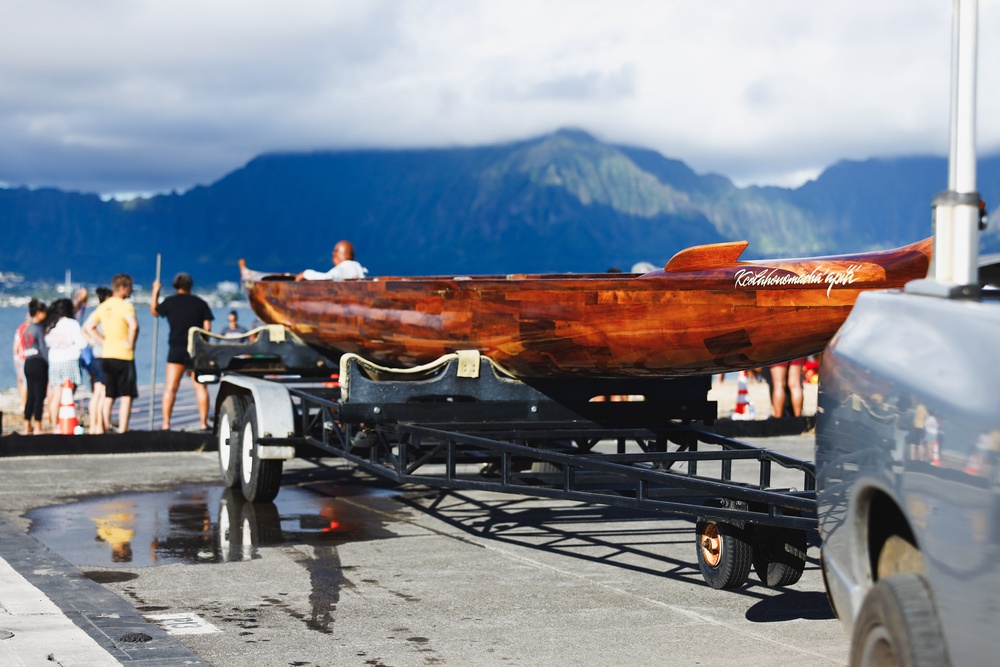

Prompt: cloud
[520,66,637,102]
[1,0,998,196]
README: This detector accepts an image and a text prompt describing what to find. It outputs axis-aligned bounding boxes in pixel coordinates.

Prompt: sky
[2,0,999,198]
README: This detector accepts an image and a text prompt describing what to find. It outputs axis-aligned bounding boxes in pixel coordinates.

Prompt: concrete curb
[706,415,816,439]
[0,431,216,457]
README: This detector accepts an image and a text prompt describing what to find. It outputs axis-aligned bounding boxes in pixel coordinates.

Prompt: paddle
[148,253,161,430]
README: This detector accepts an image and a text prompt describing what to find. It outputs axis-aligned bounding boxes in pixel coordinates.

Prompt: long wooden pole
[149,253,161,430]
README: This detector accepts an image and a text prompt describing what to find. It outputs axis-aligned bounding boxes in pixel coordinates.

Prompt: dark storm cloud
[0,0,997,196]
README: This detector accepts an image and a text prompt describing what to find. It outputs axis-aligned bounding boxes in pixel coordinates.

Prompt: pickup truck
[816,271,999,666]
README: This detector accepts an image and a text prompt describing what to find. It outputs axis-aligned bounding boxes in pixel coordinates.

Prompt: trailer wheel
[849,573,948,667]
[696,519,752,589]
[753,527,807,587]
[239,401,283,503]
[217,395,245,488]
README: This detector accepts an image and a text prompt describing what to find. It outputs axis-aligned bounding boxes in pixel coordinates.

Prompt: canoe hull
[242,238,932,379]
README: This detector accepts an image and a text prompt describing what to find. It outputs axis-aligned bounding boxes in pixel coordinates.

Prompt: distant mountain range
[2,128,999,286]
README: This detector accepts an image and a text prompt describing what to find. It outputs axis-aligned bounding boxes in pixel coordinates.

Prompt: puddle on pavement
[27,483,400,568]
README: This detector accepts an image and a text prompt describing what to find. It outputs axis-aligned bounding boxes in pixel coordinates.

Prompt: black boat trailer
[194,327,816,590]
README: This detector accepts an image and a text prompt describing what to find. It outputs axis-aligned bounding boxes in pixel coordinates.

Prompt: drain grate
[118,632,153,643]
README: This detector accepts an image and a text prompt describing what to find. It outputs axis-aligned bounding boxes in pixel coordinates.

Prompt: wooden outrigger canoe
[240,237,932,379]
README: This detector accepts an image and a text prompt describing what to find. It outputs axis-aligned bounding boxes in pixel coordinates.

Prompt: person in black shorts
[83,274,139,433]
[150,272,214,430]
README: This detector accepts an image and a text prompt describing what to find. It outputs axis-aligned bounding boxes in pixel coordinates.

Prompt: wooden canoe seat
[664,240,750,273]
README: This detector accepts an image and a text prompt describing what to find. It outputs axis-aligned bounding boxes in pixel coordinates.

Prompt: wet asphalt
[0,434,848,667]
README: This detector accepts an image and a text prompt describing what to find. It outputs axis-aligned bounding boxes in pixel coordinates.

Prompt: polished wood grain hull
[241,238,932,379]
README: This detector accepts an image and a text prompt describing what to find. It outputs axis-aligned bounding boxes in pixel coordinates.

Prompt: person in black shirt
[150,272,214,430]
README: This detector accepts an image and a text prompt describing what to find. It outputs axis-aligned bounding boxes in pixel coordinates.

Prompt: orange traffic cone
[57,379,79,435]
[964,449,982,475]
[964,434,989,475]
[733,371,751,420]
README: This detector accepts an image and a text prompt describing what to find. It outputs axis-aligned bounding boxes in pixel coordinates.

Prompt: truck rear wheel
[696,519,752,589]
[753,527,807,587]
[217,395,245,488]
[849,573,948,667]
[239,401,283,503]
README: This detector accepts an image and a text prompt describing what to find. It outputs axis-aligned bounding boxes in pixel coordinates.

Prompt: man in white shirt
[295,240,368,281]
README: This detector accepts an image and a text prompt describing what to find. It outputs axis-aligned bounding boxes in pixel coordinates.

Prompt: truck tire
[696,519,752,589]
[753,527,807,587]
[849,573,948,667]
[239,401,283,503]
[217,395,245,488]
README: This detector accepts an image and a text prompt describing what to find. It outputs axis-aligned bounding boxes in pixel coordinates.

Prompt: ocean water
[0,304,257,391]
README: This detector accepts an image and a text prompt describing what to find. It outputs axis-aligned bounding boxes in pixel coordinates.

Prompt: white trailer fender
[219,376,297,460]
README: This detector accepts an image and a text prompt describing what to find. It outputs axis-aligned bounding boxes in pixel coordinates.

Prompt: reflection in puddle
[28,484,396,568]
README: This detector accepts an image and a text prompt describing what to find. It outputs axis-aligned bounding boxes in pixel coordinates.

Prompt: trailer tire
[239,401,283,503]
[753,527,807,587]
[696,519,752,589]
[217,395,245,488]
[849,573,948,667]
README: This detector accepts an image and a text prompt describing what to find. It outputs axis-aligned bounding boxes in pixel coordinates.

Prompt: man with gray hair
[295,240,368,281]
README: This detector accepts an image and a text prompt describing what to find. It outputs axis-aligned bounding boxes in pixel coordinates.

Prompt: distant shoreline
[0,293,248,310]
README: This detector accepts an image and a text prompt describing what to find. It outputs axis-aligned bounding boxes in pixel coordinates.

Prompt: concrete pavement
[0,384,219,664]
[0,517,206,666]
[0,555,123,667]
[0,432,847,667]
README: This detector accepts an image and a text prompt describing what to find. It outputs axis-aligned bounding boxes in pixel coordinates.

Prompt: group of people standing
[16,289,102,434]
[13,240,364,435]
[14,275,139,435]
[13,271,246,435]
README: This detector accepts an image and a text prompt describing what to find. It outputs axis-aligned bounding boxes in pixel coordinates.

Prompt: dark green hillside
[1,129,998,285]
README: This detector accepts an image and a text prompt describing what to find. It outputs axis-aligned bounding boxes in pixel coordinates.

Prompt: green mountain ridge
[1,129,998,285]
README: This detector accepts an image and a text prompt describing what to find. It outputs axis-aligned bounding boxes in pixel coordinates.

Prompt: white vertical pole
[950,0,979,286]
[952,0,978,195]
[914,0,980,296]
